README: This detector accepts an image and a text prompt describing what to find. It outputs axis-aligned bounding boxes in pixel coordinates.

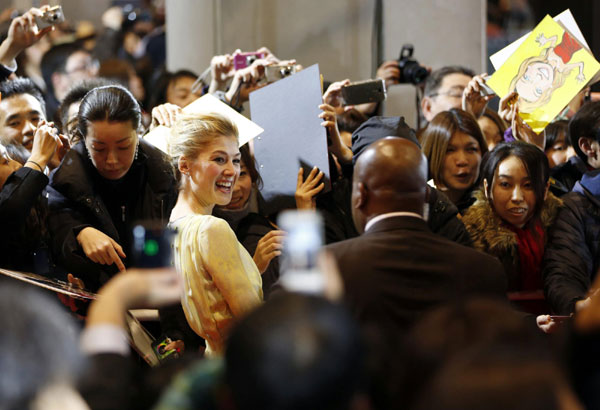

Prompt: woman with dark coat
[47,85,177,292]
[461,142,562,312]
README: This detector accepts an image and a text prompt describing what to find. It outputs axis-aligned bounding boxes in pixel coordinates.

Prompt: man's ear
[354,182,368,210]
[421,97,433,122]
[483,178,490,200]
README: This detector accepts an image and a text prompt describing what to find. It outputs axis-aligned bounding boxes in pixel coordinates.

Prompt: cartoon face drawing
[515,61,554,102]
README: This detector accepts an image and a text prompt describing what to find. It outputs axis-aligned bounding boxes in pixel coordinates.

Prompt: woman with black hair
[48,85,177,291]
[462,142,562,296]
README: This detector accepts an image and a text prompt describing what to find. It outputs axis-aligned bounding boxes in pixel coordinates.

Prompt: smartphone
[479,76,495,97]
[341,79,387,106]
[35,6,65,30]
[234,52,266,70]
[150,334,179,363]
[131,223,175,268]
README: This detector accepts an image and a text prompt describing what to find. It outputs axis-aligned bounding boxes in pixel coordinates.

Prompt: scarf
[508,219,545,291]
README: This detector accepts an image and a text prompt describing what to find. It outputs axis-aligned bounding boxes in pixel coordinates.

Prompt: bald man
[326,137,507,339]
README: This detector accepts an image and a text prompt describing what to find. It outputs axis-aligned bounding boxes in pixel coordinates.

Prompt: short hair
[423,66,475,97]
[148,69,199,110]
[481,107,508,136]
[56,78,116,135]
[0,283,83,408]
[0,77,46,117]
[544,119,569,151]
[420,108,488,183]
[568,101,600,162]
[77,84,142,139]
[337,108,369,134]
[481,141,549,221]
[41,42,89,98]
[168,112,239,185]
[225,293,365,410]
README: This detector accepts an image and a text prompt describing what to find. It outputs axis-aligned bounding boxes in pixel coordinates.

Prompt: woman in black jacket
[47,85,177,292]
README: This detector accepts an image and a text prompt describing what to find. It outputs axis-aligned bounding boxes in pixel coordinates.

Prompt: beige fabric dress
[171,214,263,355]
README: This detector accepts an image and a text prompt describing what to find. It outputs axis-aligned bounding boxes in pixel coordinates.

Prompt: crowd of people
[2,3,600,410]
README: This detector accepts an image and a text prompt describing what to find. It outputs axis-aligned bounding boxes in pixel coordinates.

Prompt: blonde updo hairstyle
[168,112,239,187]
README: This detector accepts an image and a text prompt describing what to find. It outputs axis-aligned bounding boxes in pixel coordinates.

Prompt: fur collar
[461,190,563,258]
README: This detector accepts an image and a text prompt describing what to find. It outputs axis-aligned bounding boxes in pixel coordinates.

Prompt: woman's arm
[202,217,262,317]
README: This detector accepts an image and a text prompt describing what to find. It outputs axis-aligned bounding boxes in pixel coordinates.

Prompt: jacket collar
[365,213,429,235]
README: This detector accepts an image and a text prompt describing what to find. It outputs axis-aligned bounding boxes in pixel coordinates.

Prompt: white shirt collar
[364,211,424,232]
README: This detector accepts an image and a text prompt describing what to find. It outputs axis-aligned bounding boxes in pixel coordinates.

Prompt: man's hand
[295,166,325,210]
[77,227,126,272]
[376,60,401,88]
[323,79,350,114]
[462,73,494,119]
[151,103,182,128]
[253,230,285,273]
[26,120,63,171]
[0,7,53,67]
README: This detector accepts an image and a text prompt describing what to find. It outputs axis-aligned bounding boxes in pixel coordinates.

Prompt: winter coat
[544,169,600,314]
[462,190,562,291]
[47,140,177,291]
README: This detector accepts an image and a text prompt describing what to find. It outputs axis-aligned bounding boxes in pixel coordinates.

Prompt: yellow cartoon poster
[487,15,600,133]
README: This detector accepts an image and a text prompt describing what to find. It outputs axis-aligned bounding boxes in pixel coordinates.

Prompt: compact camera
[397,44,428,85]
[263,64,297,84]
[234,52,266,70]
[341,79,387,106]
[34,6,65,30]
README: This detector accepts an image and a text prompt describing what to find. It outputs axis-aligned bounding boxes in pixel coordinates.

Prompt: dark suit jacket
[326,215,507,336]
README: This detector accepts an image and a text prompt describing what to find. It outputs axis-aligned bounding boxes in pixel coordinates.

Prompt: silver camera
[263,64,297,84]
[35,6,65,30]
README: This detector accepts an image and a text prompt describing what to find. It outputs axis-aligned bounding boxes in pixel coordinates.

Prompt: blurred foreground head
[225,293,368,410]
[0,283,85,410]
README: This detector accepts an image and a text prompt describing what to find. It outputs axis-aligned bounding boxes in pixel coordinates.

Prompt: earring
[134,142,139,160]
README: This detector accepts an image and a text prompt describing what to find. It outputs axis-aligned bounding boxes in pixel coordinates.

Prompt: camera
[263,64,297,84]
[234,52,266,70]
[397,44,428,85]
[34,6,65,30]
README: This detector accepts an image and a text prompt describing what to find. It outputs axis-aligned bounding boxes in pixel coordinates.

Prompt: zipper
[121,205,126,222]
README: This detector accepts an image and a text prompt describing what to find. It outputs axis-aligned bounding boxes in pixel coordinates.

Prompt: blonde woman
[168,113,262,356]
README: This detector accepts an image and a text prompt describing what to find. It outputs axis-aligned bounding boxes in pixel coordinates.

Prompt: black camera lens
[402,62,429,85]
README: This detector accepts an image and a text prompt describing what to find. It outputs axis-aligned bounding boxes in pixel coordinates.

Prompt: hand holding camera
[461,73,494,119]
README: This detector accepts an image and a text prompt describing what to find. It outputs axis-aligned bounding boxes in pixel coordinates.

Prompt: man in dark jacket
[544,169,600,314]
[326,137,507,342]
[550,101,600,197]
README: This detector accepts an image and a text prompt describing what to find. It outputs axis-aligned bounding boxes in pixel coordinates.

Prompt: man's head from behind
[0,78,46,151]
[225,293,366,410]
[569,101,600,169]
[421,66,474,122]
[352,137,428,233]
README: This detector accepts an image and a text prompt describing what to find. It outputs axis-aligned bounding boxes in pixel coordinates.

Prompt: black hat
[351,116,419,164]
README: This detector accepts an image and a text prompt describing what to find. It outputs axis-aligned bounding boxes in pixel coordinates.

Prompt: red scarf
[508,220,545,291]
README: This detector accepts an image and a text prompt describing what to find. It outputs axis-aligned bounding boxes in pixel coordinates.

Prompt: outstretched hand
[295,166,325,210]
[0,7,53,67]
[77,227,127,272]
[462,73,494,119]
[253,230,286,273]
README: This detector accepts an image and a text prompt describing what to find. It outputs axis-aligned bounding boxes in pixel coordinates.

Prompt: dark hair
[481,141,549,221]
[0,77,46,117]
[225,293,365,410]
[41,42,89,98]
[424,65,475,97]
[147,69,199,110]
[77,85,142,139]
[98,58,136,88]
[481,107,508,135]
[544,120,569,151]
[337,108,369,134]
[239,143,263,189]
[56,78,116,135]
[568,101,600,163]
[420,108,488,183]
